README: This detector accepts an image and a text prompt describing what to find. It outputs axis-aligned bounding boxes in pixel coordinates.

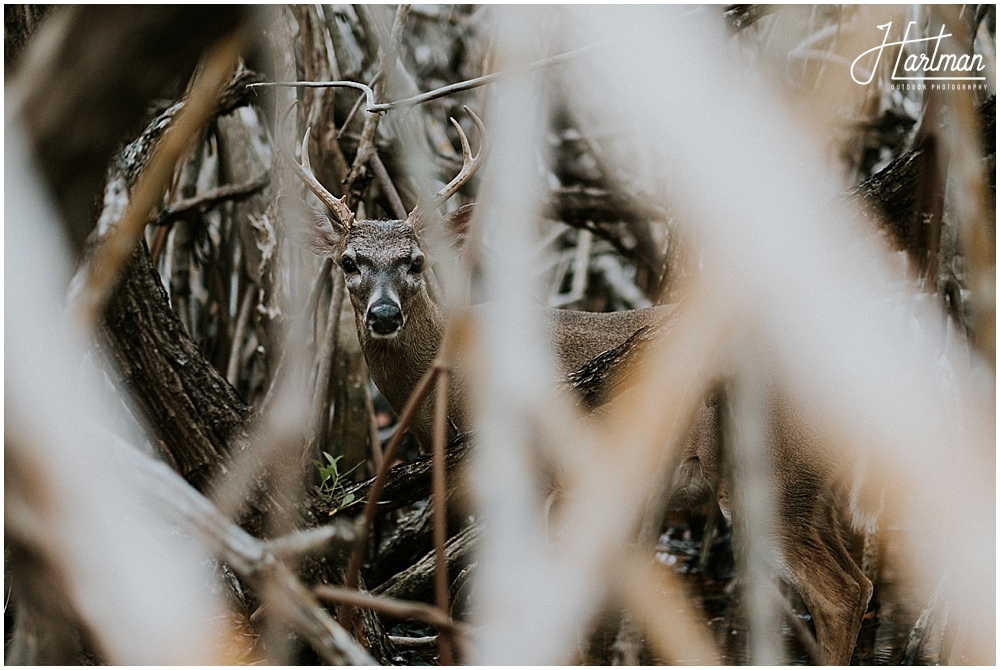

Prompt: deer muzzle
[366,298,404,338]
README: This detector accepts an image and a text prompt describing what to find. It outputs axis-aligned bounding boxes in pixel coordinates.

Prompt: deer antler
[428,106,486,210]
[283,125,356,230]
[407,107,485,231]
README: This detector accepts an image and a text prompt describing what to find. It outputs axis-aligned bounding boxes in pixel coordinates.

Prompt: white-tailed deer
[282,109,872,665]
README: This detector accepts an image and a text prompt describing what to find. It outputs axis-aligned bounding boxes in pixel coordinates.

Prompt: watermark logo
[851,21,986,86]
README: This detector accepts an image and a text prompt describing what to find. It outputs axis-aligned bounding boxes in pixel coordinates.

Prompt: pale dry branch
[561,4,994,663]
[310,266,345,444]
[463,6,993,666]
[389,634,439,648]
[247,44,598,113]
[116,441,375,666]
[432,366,454,665]
[343,4,410,195]
[6,114,232,665]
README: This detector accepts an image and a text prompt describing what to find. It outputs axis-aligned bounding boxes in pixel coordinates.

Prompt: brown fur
[671,392,872,664]
[284,201,870,664]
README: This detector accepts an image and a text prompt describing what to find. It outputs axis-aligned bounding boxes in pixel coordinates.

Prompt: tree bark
[373,525,480,603]
[8,5,246,256]
[101,241,257,491]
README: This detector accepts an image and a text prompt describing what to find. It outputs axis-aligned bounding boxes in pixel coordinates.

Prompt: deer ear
[278,195,346,255]
[441,203,475,248]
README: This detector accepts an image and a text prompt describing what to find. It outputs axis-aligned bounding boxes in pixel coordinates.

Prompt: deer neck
[355,291,444,418]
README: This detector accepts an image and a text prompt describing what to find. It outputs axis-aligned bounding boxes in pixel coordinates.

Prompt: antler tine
[429,106,486,210]
[283,125,355,230]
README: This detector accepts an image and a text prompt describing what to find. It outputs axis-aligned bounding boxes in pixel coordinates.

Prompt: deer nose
[366,300,403,336]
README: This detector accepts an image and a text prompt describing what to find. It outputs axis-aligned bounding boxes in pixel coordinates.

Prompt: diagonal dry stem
[432,362,454,665]
[339,361,441,630]
[72,33,241,328]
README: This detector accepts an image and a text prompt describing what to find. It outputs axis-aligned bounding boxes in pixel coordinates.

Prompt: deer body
[352,259,672,447]
[672,392,873,665]
[283,110,870,664]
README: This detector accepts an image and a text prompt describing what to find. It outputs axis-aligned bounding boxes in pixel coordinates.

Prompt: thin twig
[388,635,438,649]
[432,363,454,665]
[317,271,346,452]
[343,4,410,197]
[771,581,825,665]
[227,283,256,385]
[370,150,409,219]
[371,44,597,112]
[260,520,363,559]
[337,73,380,140]
[151,172,270,226]
[316,585,466,657]
[248,44,599,113]
[340,362,441,630]
[310,266,345,446]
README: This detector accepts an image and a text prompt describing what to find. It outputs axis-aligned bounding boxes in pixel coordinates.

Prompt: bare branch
[340,362,442,629]
[119,437,375,666]
[343,4,411,198]
[246,44,599,114]
[315,585,467,652]
[151,172,270,226]
[371,150,409,219]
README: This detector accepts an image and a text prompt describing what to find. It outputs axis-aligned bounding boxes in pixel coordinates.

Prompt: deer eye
[341,256,358,274]
[408,256,424,274]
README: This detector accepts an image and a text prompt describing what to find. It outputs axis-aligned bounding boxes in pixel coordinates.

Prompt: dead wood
[101,240,257,491]
[544,184,665,276]
[374,525,480,604]
[368,504,435,590]
[852,94,995,260]
[326,437,472,519]
[7,5,246,256]
[116,434,376,666]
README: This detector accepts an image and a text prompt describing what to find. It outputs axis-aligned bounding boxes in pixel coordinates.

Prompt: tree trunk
[101,241,257,492]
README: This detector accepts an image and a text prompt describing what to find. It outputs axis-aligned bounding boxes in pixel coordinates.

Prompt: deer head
[282,108,484,341]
